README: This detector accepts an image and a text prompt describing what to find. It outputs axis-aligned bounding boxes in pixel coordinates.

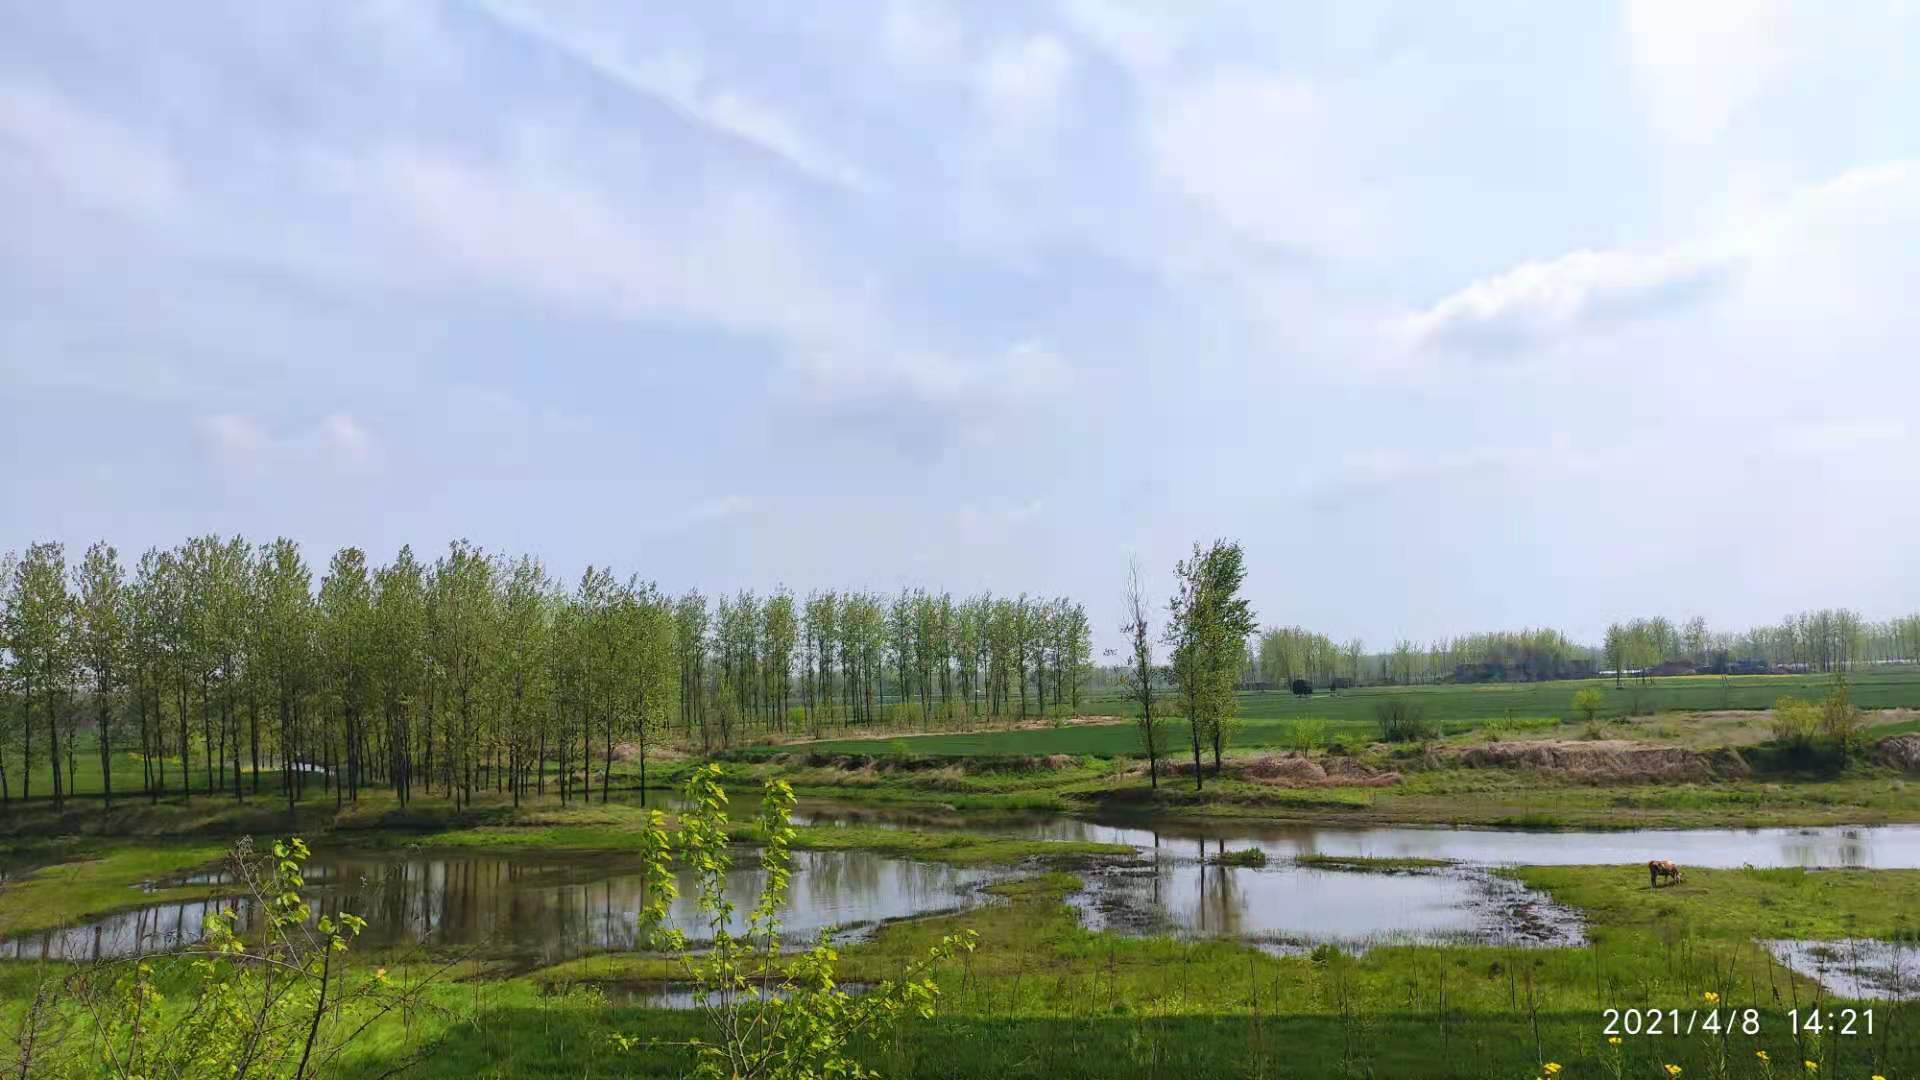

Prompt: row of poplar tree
[0,537,1093,810]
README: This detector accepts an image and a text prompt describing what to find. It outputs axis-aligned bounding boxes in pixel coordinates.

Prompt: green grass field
[1082,670,1920,723]
[758,670,1920,758]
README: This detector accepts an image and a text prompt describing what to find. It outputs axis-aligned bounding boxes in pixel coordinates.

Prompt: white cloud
[952,498,1046,544]
[1398,247,1728,353]
[197,412,378,475]
[1147,70,1382,259]
[360,147,864,345]
[1777,418,1909,458]
[201,413,270,461]
[320,412,373,465]
[0,81,178,216]
[1399,159,1920,358]
[791,339,1070,417]
[976,35,1073,131]
[645,494,755,537]
[881,0,964,73]
[472,0,869,191]
[1624,0,1798,146]
[1058,0,1185,77]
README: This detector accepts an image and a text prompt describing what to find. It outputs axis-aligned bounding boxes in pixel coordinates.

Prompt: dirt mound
[1436,739,1747,783]
[1160,752,1401,788]
[1875,733,1920,772]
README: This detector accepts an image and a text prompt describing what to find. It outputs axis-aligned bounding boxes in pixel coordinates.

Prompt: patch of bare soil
[1434,739,1748,783]
[1157,752,1402,788]
[1876,733,1920,772]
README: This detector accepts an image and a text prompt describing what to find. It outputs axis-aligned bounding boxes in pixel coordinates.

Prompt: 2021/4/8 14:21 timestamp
[1791,1008,1874,1036]
[1600,1008,1874,1037]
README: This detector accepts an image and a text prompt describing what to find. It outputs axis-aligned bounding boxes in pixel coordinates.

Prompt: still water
[791,802,1920,869]
[0,847,992,964]
[9,800,1920,964]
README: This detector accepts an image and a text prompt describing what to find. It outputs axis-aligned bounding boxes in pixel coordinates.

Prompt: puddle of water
[0,847,993,964]
[792,801,1920,869]
[1764,939,1920,1000]
[1070,851,1583,949]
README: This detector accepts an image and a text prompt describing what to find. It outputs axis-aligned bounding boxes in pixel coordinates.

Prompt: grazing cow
[1648,859,1683,888]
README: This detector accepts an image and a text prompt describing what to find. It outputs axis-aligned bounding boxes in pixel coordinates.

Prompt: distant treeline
[0,537,1092,810]
[1601,610,1920,676]
[1093,612,1920,691]
[1249,627,1587,688]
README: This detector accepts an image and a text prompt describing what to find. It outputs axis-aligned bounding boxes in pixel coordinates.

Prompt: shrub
[13,837,443,1078]
[1285,717,1328,752]
[1375,699,1434,743]
[1571,688,1604,725]
[1771,695,1820,751]
[1820,676,1865,753]
[624,766,975,1077]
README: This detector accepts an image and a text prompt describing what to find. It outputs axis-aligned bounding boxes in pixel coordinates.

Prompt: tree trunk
[98,682,113,811]
[1189,696,1204,792]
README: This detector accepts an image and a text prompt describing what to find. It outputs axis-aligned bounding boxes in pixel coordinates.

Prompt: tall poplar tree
[74,542,128,809]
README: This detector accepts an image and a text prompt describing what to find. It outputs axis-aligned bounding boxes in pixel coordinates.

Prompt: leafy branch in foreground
[618,763,976,1079]
[5,837,454,1079]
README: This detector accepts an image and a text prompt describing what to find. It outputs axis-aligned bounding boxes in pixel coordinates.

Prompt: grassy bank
[717,745,1920,829]
[7,844,1920,1076]
[325,865,1919,1078]
[0,802,1126,941]
[0,840,229,937]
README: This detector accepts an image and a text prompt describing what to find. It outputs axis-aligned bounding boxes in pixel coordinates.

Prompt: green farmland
[751,670,1920,758]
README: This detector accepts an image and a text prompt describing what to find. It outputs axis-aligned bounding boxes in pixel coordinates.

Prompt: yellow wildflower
[1702,991,1720,1005]
[1803,1063,1817,1074]
[1665,1066,1683,1078]
[1543,1065,1562,1077]
[1755,1050,1770,1062]
[1608,1036,1622,1047]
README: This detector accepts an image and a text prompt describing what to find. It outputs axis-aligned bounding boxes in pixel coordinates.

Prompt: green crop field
[1082,670,1920,723]
[750,670,1920,758]
[761,715,1388,757]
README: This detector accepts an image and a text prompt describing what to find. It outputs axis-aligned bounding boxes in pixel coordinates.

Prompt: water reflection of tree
[1192,839,1244,937]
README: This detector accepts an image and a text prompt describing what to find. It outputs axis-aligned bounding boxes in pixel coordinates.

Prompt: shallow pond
[0,847,993,964]
[791,802,1920,869]
[10,800,1920,964]
[1765,939,1920,1000]
[1070,847,1582,950]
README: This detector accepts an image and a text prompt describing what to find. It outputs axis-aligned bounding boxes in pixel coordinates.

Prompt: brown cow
[1648,859,1683,888]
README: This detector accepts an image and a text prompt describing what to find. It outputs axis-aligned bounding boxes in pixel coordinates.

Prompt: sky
[3,1,1918,654]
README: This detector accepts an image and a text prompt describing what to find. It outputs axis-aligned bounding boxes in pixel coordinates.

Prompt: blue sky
[4,1,1917,652]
